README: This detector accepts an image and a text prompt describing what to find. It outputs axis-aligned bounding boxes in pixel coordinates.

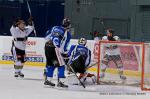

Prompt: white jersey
[102,36,121,55]
[10,25,34,50]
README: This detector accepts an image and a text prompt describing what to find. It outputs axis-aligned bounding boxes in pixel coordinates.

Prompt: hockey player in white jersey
[10,16,34,78]
[100,28,126,80]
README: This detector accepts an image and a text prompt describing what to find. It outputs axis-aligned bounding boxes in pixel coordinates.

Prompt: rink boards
[0,36,150,79]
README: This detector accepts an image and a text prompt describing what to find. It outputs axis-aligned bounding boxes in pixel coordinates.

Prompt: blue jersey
[68,45,91,67]
[45,26,71,53]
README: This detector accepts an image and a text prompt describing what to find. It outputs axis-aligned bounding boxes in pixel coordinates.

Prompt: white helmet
[113,36,120,41]
[78,38,87,46]
[102,36,108,40]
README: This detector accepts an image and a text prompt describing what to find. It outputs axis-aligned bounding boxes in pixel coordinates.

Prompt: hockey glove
[28,16,33,26]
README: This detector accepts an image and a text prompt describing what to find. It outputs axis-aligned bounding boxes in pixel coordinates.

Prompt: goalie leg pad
[58,65,65,78]
[46,66,56,77]
[70,56,86,74]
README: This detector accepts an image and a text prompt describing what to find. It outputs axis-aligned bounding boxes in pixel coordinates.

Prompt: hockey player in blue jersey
[67,38,96,83]
[44,18,71,88]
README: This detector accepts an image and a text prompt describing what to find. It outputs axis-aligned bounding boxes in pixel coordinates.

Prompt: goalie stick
[26,0,37,37]
[86,62,98,70]
[67,64,86,88]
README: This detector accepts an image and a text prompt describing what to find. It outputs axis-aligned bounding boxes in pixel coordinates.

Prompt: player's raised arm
[26,16,34,36]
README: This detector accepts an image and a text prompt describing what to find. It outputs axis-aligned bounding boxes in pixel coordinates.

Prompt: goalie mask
[78,38,87,46]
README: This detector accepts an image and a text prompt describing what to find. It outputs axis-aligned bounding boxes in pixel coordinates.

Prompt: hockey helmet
[78,38,87,46]
[13,17,25,27]
[113,36,120,41]
[106,28,115,37]
[62,17,71,28]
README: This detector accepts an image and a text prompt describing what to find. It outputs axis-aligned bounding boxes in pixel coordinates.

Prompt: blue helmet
[62,18,71,28]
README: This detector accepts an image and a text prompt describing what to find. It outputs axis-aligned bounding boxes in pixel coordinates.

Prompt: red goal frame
[96,40,148,91]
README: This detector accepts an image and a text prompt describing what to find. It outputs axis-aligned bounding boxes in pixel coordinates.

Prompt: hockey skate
[120,75,127,84]
[14,72,19,77]
[44,80,55,87]
[18,72,24,78]
[120,75,127,80]
[99,73,105,79]
[14,72,24,78]
[57,81,68,88]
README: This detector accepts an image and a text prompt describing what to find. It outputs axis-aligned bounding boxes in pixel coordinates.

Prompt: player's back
[51,26,65,37]
[69,45,90,58]
[45,26,64,40]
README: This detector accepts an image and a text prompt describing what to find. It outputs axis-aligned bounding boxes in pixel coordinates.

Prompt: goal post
[141,43,150,91]
[93,40,150,91]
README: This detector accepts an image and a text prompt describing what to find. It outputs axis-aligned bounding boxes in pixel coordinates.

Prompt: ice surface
[0,64,150,99]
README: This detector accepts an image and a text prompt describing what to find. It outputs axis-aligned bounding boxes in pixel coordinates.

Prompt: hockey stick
[55,48,65,66]
[26,0,37,37]
[67,64,86,88]
[86,62,98,70]
[100,17,106,33]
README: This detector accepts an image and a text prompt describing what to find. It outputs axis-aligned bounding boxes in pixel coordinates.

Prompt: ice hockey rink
[0,64,150,99]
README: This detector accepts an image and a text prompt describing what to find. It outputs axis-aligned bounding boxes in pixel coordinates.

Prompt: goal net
[88,40,150,91]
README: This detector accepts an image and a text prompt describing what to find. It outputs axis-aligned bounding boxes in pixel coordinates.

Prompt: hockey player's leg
[12,47,24,78]
[100,55,110,79]
[44,66,56,87]
[57,65,68,88]
[118,66,126,80]
[17,55,25,78]
[44,42,57,86]
[43,68,47,80]
[14,60,24,78]
[100,60,108,78]
[86,73,96,83]
[115,58,126,80]
[18,63,24,78]
[78,73,87,83]
[79,73,96,83]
